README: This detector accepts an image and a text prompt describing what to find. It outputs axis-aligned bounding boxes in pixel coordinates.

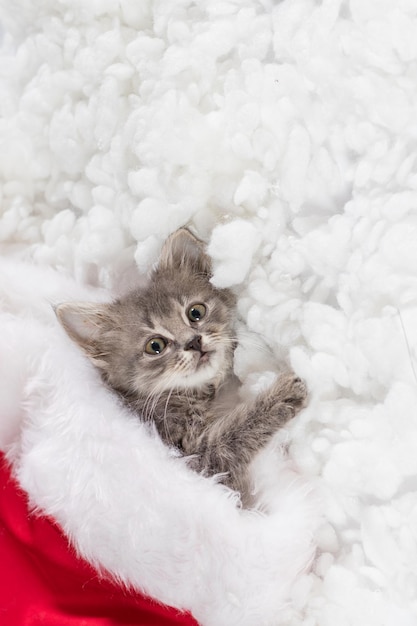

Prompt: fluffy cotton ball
[208,220,260,288]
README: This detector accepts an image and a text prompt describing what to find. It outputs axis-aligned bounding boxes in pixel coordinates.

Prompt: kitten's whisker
[235,335,273,354]
[161,387,175,446]
[148,371,179,446]
[141,381,166,422]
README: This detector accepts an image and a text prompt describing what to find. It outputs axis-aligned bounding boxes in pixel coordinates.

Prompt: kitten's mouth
[197,351,211,367]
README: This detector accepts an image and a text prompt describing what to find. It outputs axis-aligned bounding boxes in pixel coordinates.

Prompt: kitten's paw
[268,374,308,424]
[276,373,308,408]
[252,372,308,429]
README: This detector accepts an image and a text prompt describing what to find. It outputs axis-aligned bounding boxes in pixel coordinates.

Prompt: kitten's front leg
[199,373,307,502]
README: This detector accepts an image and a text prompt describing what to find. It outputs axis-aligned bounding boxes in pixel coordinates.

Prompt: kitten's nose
[185,335,203,352]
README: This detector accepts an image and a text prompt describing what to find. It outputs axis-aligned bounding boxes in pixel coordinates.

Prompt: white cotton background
[1,0,417,624]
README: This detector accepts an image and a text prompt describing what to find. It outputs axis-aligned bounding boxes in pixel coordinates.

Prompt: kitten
[55,229,307,506]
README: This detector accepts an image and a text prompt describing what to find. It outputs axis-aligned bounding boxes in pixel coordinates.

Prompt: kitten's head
[55,229,236,398]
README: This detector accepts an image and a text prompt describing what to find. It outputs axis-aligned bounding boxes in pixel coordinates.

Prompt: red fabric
[0,453,200,626]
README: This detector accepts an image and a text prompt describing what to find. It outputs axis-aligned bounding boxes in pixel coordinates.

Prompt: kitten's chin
[178,365,219,390]
[168,353,227,392]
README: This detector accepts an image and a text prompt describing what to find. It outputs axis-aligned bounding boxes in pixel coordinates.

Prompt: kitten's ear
[54,302,111,365]
[157,228,212,276]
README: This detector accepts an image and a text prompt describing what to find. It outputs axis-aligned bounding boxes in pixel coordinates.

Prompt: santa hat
[0,260,318,626]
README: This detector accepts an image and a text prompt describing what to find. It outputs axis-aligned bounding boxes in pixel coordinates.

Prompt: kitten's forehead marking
[142,311,173,340]
[147,323,175,342]
[148,298,200,332]
[145,302,184,341]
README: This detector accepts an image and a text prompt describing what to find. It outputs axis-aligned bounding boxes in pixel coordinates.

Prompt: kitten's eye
[187,303,207,322]
[145,337,167,355]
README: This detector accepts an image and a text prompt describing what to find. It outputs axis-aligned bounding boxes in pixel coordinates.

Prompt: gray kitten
[56,229,307,506]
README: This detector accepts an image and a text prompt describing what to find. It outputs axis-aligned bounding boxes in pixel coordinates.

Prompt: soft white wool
[1,0,417,624]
